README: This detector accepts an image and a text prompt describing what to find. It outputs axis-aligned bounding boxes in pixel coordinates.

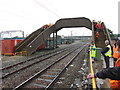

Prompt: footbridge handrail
[102,22,112,46]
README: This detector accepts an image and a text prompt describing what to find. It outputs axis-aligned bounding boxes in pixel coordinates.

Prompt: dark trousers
[113,58,117,66]
[104,56,110,68]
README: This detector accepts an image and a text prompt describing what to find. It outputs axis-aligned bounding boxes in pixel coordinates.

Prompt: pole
[56,31,57,48]
[53,32,55,48]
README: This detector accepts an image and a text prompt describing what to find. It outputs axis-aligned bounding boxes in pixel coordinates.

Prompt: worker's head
[105,40,109,45]
[117,40,120,49]
[117,40,120,57]
[111,38,118,45]
[91,41,94,45]
[92,20,96,22]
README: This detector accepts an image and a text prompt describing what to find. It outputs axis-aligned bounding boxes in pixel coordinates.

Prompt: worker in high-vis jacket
[101,40,112,68]
[90,41,96,62]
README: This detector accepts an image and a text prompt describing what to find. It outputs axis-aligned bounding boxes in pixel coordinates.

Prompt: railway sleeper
[41,74,57,78]
[32,83,47,88]
[37,78,53,82]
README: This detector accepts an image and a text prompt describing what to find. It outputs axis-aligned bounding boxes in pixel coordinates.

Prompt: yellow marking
[90,46,97,89]
[15,51,28,56]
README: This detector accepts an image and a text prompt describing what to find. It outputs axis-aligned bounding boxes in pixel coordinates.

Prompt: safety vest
[105,45,112,57]
[113,45,119,59]
[91,44,96,58]
[110,58,120,89]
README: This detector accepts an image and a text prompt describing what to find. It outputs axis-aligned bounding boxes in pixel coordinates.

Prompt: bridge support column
[92,22,95,42]
[56,31,58,48]
[53,32,55,48]
[48,36,50,48]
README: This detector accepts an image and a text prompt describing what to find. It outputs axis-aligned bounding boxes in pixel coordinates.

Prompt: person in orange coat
[109,40,120,89]
[112,38,119,65]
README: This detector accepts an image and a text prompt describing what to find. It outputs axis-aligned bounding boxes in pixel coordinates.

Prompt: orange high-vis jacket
[113,45,119,59]
[110,58,120,89]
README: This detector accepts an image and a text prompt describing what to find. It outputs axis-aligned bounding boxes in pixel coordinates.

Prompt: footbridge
[15,17,112,55]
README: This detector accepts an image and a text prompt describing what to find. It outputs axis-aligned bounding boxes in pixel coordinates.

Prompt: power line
[33,0,60,18]
[46,0,65,17]
[46,0,58,11]
[0,8,39,23]
[0,1,42,23]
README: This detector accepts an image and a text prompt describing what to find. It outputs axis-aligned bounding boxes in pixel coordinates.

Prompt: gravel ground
[23,46,84,88]
[51,48,86,89]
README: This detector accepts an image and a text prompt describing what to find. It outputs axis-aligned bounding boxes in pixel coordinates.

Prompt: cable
[46,0,65,18]
[46,0,58,11]
[33,0,60,18]
[0,1,49,23]
[0,8,40,23]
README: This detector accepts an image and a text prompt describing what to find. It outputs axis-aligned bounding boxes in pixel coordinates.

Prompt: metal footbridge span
[15,17,111,55]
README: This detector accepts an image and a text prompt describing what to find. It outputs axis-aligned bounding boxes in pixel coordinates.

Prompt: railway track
[1,44,80,79]
[2,44,77,68]
[13,44,88,89]
[1,44,74,70]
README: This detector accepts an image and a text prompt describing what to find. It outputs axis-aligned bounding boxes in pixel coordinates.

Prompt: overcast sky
[0,0,119,37]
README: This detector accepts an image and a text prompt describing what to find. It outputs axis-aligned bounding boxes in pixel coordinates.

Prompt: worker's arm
[101,47,109,54]
[94,66,120,80]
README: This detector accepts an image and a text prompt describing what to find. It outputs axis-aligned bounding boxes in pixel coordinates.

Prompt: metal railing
[89,46,97,89]
[3,51,28,60]
[15,51,28,56]
[3,53,16,60]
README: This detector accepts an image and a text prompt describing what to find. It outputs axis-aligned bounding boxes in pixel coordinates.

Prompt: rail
[1,44,80,79]
[13,44,86,89]
[89,46,96,89]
